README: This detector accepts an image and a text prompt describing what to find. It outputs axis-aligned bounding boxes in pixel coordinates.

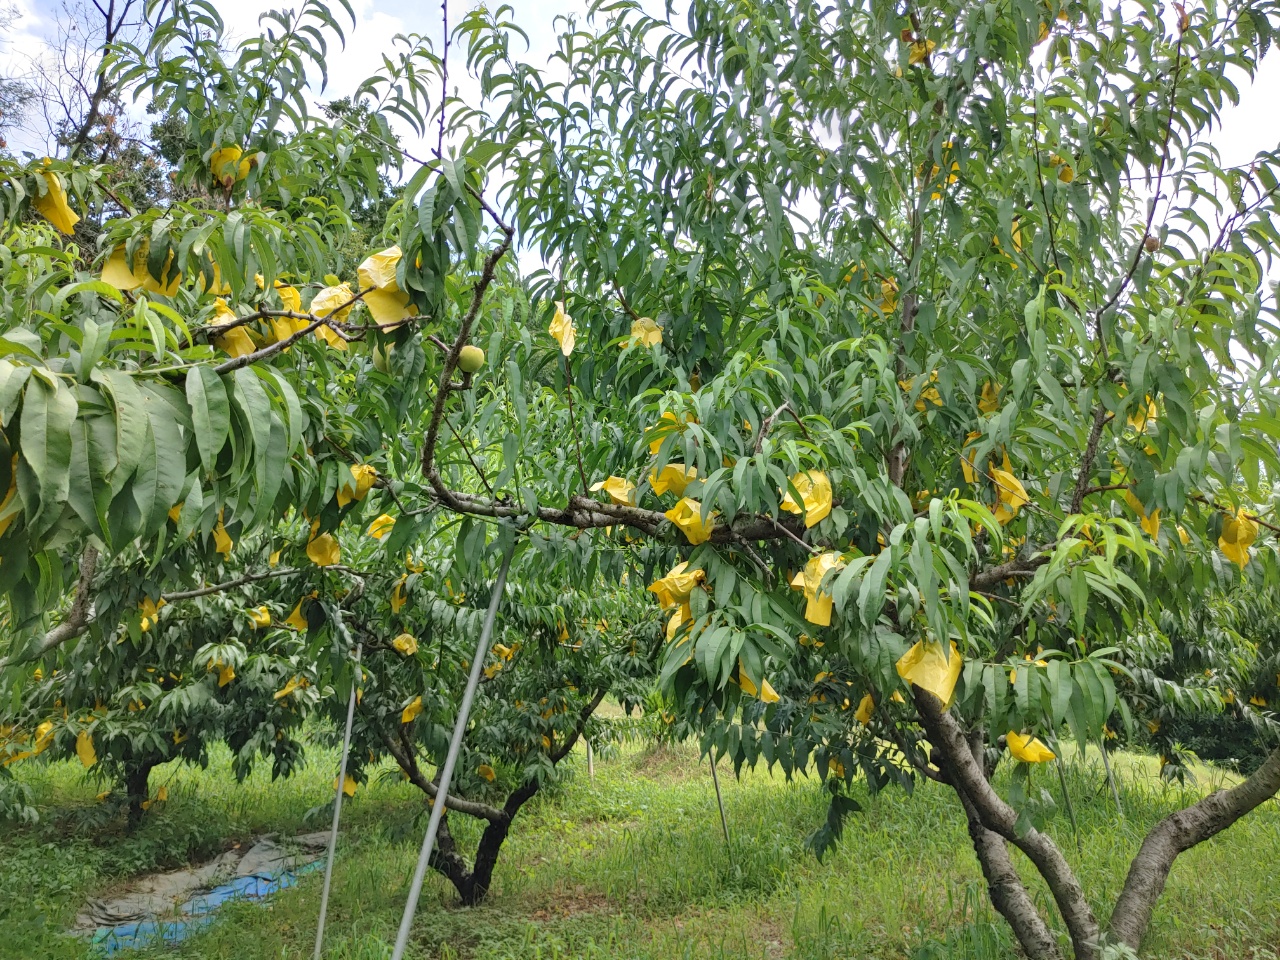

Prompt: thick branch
[379,723,506,823]
[969,556,1047,590]
[1108,744,1280,949]
[914,687,1101,959]
[1069,406,1110,515]
[958,789,1064,960]
[548,687,608,764]
[160,567,301,601]
[209,289,374,375]
[417,484,811,549]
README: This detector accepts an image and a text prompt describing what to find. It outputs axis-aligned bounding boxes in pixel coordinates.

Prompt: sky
[2,0,1278,218]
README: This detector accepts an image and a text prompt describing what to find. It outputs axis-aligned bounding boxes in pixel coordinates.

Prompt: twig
[1082,483,1130,497]
[0,546,98,670]
[1069,406,1113,515]
[1094,34,1185,326]
[445,417,497,499]
[419,223,513,508]
[867,217,909,265]
[769,517,819,555]
[209,287,375,375]
[753,402,812,454]
[562,355,591,495]
[611,280,642,323]
[1031,99,1062,277]
[437,0,449,158]
[161,567,301,601]
[1192,494,1280,536]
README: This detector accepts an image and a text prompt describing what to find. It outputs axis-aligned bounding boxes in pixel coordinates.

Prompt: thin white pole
[313,630,361,960]
[586,740,595,779]
[390,546,513,960]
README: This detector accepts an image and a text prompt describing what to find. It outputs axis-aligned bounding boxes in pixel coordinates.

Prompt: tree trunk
[404,688,606,905]
[124,759,155,830]
[427,779,540,906]
[1108,744,1280,949]
[959,789,1064,960]
[914,688,1101,960]
[945,731,1063,960]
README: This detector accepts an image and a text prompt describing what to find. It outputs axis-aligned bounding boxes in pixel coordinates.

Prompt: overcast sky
[2,0,1277,216]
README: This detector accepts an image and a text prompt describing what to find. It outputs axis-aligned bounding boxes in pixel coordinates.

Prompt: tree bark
[402,688,608,905]
[124,758,155,830]
[958,790,1064,960]
[1108,744,1280,949]
[914,687,1101,960]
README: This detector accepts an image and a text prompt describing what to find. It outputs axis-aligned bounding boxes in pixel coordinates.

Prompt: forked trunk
[913,687,1280,959]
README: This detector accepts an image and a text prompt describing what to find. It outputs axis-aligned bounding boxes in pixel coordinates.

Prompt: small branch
[867,217,909,265]
[445,418,497,499]
[1082,483,1130,496]
[160,567,301,602]
[1094,34,1185,325]
[1069,406,1111,515]
[611,280,642,323]
[753,402,812,454]
[1031,99,1062,277]
[0,546,98,670]
[769,516,820,555]
[548,687,608,764]
[420,226,514,508]
[437,0,449,159]
[563,355,590,495]
[1192,494,1280,536]
[209,288,375,375]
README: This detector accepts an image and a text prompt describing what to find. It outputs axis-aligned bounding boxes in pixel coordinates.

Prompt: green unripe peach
[458,344,486,374]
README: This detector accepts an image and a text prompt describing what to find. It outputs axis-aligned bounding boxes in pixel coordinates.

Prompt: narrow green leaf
[186,365,231,473]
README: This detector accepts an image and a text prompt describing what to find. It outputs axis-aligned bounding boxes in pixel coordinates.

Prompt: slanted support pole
[390,544,514,960]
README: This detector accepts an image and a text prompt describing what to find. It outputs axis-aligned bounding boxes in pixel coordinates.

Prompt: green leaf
[0,360,31,422]
[131,384,186,534]
[18,377,77,527]
[231,368,272,458]
[186,365,231,473]
[858,549,892,626]
[98,370,149,496]
[67,411,117,545]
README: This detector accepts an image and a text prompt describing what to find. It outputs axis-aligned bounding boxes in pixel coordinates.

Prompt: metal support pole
[586,740,595,779]
[709,752,730,849]
[314,633,361,960]
[390,546,513,960]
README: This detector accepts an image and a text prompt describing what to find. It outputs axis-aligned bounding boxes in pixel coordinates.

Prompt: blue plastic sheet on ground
[87,861,323,955]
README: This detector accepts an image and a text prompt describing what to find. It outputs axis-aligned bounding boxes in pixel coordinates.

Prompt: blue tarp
[87,861,323,955]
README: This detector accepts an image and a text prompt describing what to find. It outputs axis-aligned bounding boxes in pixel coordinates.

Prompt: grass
[1,735,1278,960]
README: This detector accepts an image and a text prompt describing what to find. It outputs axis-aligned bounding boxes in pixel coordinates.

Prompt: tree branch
[160,567,302,602]
[0,546,98,670]
[549,687,608,764]
[913,686,1101,959]
[379,722,507,824]
[1108,744,1280,949]
[420,226,513,507]
[1069,406,1111,515]
[1093,34,1185,325]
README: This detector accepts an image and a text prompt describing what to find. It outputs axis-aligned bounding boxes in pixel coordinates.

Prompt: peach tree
[2,0,1280,955]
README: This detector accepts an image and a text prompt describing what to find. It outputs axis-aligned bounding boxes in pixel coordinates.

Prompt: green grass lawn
[2,735,1278,959]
